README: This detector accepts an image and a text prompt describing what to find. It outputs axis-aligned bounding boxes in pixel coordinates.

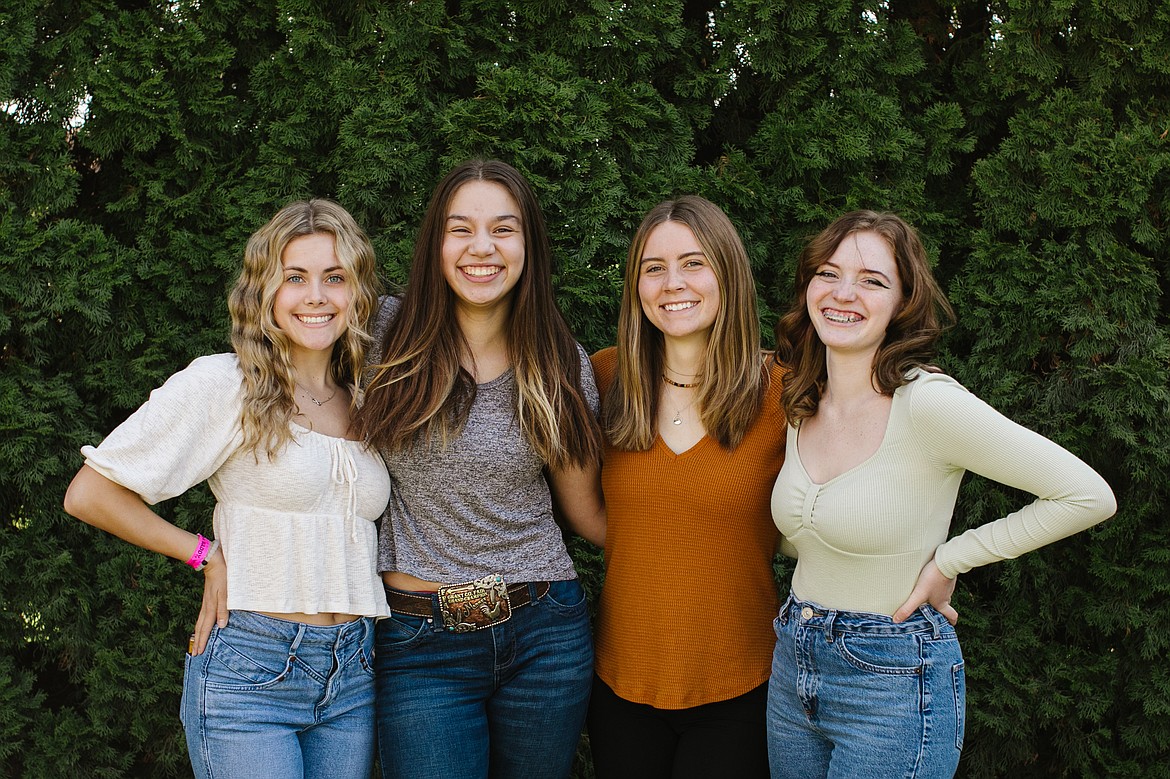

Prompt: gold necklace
[662,375,702,389]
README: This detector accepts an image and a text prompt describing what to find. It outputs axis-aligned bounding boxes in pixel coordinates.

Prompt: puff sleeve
[81,354,246,505]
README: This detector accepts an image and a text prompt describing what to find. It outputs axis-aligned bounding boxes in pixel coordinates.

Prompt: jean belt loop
[288,623,306,661]
[921,605,943,639]
[778,594,793,626]
[824,609,837,643]
[527,581,539,604]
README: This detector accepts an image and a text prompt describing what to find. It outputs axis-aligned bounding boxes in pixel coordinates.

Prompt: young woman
[353,159,605,779]
[63,199,389,779]
[768,210,1117,777]
[586,196,785,779]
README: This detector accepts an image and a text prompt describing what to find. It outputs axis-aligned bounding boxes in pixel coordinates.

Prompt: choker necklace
[297,383,337,407]
[662,375,701,389]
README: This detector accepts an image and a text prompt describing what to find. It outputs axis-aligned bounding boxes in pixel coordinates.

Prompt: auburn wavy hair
[229,199,381,457]
[354,159,601,470]
[776,210,954,425]
[603,196,767,451]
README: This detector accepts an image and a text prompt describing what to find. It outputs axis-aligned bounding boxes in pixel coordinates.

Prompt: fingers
[936,601,959,626]
[191,606,214,655]
[191,551,229,655]
[891,592,922,624]
[893,557,957,624]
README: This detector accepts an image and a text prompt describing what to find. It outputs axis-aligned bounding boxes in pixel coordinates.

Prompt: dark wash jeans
[374,578,593,779]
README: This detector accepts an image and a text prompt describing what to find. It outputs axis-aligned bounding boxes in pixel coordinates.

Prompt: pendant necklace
[663,375,701,425]
[297,383,337,407]
[669,397,699,426]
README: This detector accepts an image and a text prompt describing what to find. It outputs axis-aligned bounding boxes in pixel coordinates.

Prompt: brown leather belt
[386,577,551,633]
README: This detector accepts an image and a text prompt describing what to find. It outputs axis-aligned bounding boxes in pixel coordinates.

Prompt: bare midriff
[383,571,443,592]
[255,611,360,626]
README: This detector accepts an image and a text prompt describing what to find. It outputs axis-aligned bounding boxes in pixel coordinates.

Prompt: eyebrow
[282,265,345,273]
[446,214,520,223]
[820,260,893,284]
[640,250,706,265]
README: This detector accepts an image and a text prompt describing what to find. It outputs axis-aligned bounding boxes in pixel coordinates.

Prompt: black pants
[586,674,769,779]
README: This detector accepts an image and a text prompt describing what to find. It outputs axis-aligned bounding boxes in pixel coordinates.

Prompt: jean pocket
[204,633,293,691]
[835,632,923,675]
[351,641,377,678]
[375,612,433,653]
[541,579,586,613]
[952,661,966,750]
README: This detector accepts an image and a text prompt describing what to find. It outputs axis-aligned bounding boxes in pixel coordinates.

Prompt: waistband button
[800,606,814,620]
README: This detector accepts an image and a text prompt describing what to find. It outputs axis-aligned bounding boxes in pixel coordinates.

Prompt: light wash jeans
[767,593,965,778]
[180,610,376,779]
[374,579,593,779]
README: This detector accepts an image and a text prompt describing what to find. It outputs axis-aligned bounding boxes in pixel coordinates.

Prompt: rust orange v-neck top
[591,347,787,709]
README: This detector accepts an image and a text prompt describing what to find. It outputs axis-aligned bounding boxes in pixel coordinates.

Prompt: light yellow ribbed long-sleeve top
[771,369,1116,616]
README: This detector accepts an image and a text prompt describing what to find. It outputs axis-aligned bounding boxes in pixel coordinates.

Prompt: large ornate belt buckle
[437,575,512,633]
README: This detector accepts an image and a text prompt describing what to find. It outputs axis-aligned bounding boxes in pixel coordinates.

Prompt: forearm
[548,461,606,547]
[64,464,207,564]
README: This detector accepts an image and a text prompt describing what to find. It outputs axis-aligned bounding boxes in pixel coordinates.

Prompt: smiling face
[636,220,721,344]
[272,232,351,360]
[806,230,903,360]
[440,180,526,315]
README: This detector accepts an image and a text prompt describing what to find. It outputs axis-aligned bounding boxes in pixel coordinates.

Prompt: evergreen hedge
[2,1,1167,776]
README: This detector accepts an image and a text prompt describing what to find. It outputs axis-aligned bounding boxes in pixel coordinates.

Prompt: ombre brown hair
[776,210,954,425]
[603,196,768,451]
[354,159,601,470]
[229,199,381,457]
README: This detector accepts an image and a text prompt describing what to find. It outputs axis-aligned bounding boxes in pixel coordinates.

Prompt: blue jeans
[767,593,965,779]
[180,610,376,779]
[375,579,593,779]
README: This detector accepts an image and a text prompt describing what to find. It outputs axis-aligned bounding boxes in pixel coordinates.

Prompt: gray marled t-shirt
[368,296,598,583]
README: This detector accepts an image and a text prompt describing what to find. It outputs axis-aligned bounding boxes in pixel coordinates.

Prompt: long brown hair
[229,199,381,457]
[776,210,954,425]
[354,160,601,470]
[603,196,767,451]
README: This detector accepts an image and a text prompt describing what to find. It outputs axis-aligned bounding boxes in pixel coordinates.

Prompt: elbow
[63,466,103,525]
[1081,477,1118,526]
[1098,488,1118,523]
[62,475,86,520]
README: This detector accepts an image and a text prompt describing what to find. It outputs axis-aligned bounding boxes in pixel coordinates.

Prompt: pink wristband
[186,534,212,569]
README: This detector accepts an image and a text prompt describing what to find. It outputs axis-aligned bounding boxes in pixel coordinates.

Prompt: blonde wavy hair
[229,199,381,457]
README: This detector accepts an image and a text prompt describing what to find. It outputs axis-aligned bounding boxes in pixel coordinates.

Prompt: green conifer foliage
[2,1,1166,775]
